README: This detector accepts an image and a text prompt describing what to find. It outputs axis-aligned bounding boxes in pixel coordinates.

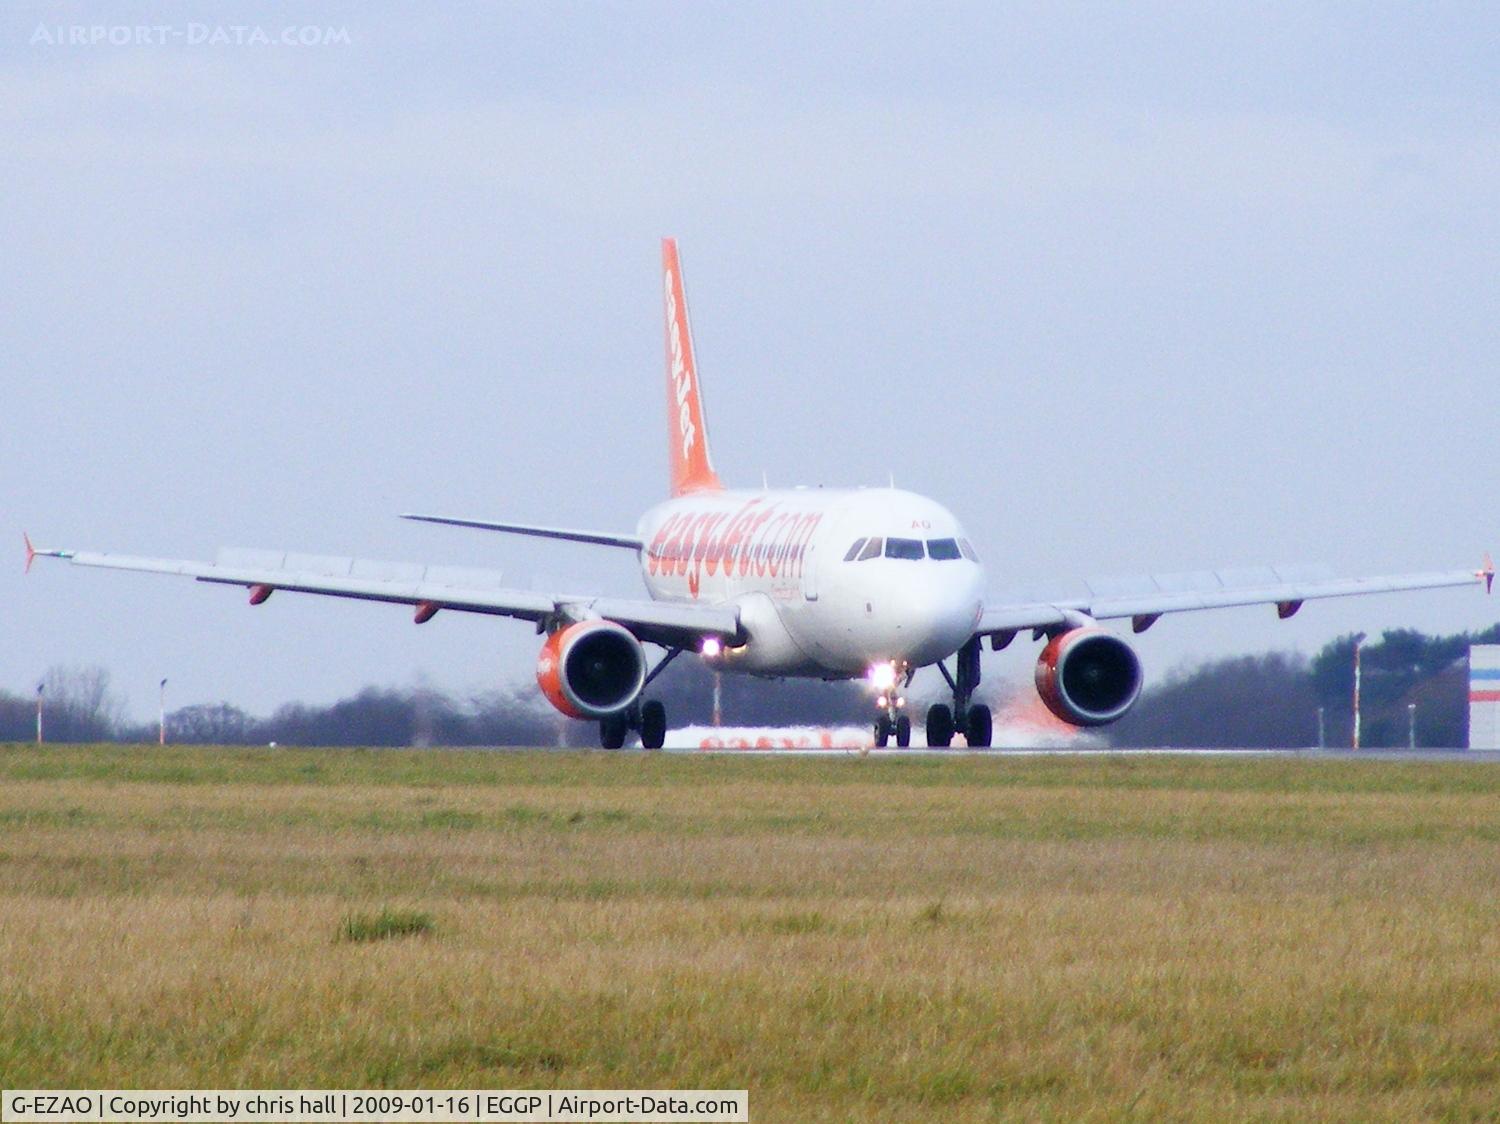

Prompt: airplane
[26,239,1495,749]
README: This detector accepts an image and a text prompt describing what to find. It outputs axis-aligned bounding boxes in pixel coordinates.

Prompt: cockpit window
[843,538,867,562]
[884,537,925,560]
[926,537,961,561]
[959,538,980,562]
[856,537,884,561]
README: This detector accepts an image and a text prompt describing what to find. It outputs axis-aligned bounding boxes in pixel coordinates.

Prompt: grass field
[1,745,1498,1121]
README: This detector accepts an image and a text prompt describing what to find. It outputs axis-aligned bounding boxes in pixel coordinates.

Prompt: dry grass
[0,745,1498,1120]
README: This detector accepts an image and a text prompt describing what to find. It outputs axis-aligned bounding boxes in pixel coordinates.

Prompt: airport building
[1469,645,1500,749]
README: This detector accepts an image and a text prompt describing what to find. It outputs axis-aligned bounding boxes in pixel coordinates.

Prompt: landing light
[701,637,723,658]
[868,661,898,691]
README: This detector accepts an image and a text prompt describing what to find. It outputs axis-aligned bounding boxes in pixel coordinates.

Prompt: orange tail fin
[662,238,723,496]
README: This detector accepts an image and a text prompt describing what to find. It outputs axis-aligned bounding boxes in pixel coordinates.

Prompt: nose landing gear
[870,661,912,747]
[874,711,911,748]
[928,637,993,748]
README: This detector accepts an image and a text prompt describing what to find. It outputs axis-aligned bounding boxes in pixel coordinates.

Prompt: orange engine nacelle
[536,619,647,719]
[1034,627,1143,727]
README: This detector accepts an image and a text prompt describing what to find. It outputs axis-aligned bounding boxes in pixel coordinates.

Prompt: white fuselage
[635,487,985,678]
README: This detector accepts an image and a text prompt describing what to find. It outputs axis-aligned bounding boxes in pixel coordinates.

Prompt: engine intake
[536,620,647,719]
[1035,627,1142,727]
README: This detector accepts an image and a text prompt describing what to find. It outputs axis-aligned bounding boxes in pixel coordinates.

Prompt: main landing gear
[928,637,993,748]
[600,699,668,750]
[599,648,682,750]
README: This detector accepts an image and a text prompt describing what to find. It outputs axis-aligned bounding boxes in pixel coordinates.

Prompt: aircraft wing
[977,560,1493,640]
[25,542,738,651]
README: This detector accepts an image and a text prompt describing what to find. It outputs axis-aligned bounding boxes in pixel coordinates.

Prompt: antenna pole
[1352,633,1366,750]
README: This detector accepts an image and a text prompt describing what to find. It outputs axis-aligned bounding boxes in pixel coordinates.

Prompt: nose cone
[858,566,982,666]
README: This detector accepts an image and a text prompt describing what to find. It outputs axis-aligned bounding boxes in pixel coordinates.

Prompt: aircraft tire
[600,714,628,750]
[925,704,954,748]
[966,704,993,748]
[895,714,912,747]
[640,700,667,750]
[874,715,891,748]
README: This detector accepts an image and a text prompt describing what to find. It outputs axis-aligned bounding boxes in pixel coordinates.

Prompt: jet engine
[536,619,647,719]
[1034,627,1142,727]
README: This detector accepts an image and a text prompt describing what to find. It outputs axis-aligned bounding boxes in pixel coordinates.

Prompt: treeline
[161,659,872,747]
[0,659,870,747]
[1109,624,1500,748]
[4,625,1497,747]
[0,666,563,747]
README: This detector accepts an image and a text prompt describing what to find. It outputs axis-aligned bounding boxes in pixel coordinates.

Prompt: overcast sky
[5,3,1498,720]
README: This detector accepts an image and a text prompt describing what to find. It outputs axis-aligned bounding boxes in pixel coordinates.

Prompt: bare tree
[168,702,251,745]
[0,689,34,740]
[39,665,123,742]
